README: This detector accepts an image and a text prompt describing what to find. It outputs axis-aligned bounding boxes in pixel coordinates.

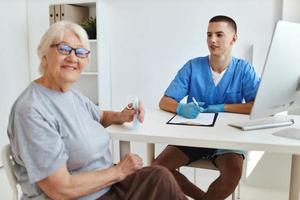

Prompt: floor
[0,166,289,200]
[186,167,288,200]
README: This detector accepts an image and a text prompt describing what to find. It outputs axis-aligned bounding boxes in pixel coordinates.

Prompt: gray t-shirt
[7,82,113,200]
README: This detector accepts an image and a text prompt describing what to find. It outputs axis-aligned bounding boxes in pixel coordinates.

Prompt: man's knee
[216,153,243,170]
[152,146,188,168]
[151,158,160,166]
[149,165,173,177]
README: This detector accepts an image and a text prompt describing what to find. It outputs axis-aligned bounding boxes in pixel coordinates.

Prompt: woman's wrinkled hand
[120,100,145,123]
[115,153,143,181]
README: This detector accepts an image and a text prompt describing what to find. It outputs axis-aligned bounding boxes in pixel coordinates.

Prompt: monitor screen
[250,20,300,120]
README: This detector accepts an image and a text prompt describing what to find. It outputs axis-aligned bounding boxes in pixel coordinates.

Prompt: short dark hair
[209,15,237,34]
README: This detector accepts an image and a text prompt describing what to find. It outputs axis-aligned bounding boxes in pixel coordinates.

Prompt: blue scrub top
[165,56,260,105]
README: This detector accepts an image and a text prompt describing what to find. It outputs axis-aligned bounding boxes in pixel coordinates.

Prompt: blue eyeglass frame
[52,43,90,58]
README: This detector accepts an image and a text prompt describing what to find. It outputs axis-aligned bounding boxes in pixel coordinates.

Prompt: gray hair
[37,21,90,74]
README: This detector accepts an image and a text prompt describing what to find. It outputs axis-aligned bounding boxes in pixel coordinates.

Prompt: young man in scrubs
[152,15,260,200]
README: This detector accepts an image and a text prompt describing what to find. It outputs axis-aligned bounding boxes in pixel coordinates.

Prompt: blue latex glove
[203,104,225,113]
[176,102,205,119]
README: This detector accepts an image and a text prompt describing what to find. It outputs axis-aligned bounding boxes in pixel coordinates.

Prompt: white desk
[107,109,300,200]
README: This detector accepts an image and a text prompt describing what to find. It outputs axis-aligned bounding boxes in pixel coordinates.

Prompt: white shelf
[77,2,96,8]
[89,39,97,43]
[82,71,98,75]
[87,40,97,72]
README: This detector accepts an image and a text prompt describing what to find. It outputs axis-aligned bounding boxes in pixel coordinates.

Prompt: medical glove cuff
[204,104,225,113]
[176,103,185,115]
[218,104,225,112]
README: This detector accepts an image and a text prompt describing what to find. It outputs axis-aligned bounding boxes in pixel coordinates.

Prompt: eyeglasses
[52,43,90,58]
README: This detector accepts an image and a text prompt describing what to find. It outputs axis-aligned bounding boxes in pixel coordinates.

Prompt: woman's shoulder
[11,82,45,115]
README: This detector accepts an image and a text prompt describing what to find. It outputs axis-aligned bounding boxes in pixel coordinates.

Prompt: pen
[192,97,199,106]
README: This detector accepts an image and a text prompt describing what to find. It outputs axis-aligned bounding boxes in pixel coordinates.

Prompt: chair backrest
[1,144,18,200]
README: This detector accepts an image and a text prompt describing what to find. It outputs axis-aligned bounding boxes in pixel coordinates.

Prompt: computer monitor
[250,20,300,120]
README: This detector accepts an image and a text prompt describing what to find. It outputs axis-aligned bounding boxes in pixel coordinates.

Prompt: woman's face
[43,29,88,88]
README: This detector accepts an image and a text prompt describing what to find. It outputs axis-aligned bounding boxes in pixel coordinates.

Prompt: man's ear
[231,34,238,45]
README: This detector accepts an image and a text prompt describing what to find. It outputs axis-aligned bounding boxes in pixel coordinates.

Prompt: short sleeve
[164,61,192,102]
[242,63,261,102]
[13,106,68,183]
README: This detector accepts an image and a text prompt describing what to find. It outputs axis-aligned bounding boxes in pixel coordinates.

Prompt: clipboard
[167,113,218,127]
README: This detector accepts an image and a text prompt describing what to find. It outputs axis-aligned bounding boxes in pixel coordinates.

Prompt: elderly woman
[7,21,186,200]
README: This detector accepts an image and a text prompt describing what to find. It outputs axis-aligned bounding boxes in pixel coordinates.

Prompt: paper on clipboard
[167,113,218,127]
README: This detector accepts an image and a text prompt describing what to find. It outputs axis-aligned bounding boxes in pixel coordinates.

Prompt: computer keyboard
[228,116,294,131]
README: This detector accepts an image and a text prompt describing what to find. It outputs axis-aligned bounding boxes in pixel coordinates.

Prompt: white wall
[283,0,300,115]
[27,0,53,80]
[0,0,30,165]
[282,0,300,23]
[246,152,291,189]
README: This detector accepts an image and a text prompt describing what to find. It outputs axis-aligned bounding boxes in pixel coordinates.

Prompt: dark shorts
[172,145,217,164]
[172,145,245,167]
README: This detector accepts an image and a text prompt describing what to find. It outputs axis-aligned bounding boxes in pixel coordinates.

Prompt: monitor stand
[273,127,300,140]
